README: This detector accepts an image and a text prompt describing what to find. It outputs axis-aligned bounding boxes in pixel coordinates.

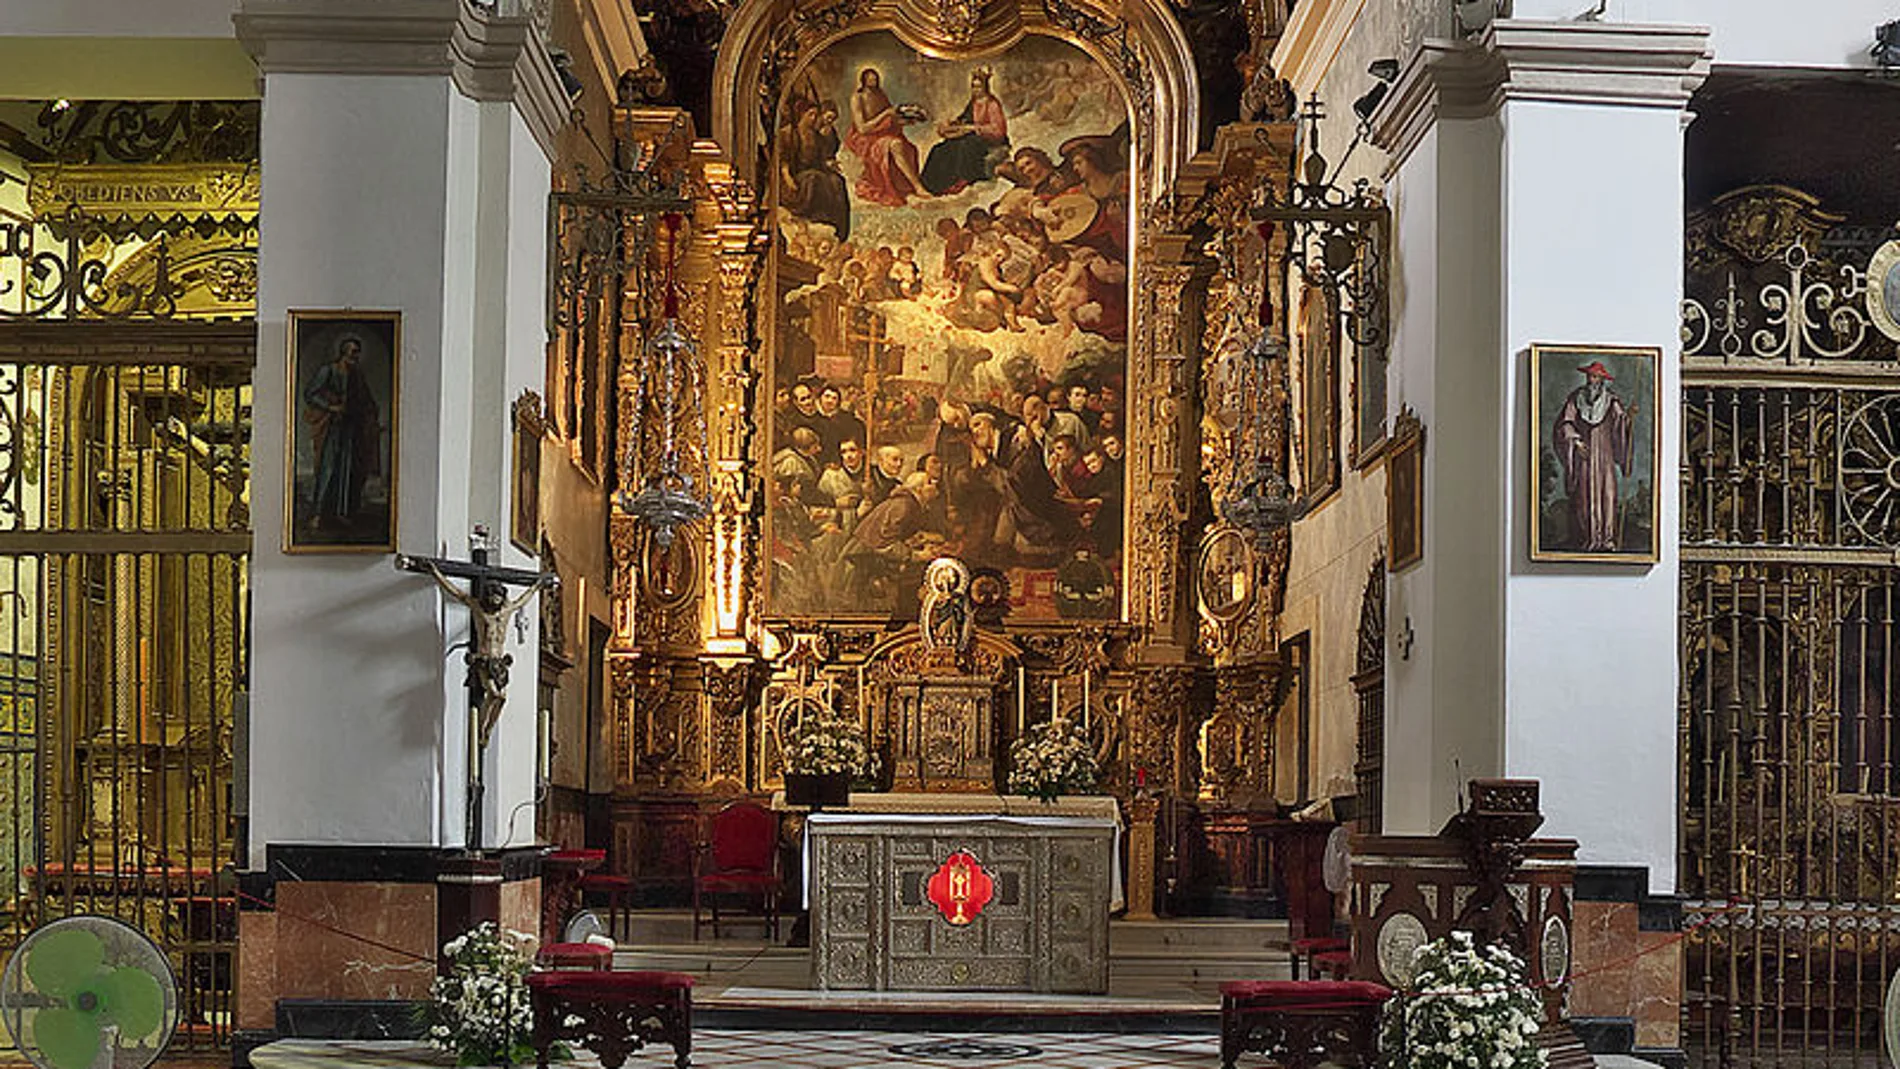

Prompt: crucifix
[396,525,557,851]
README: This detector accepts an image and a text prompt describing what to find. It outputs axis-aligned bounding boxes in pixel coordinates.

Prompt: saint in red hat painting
[1532,346,1659,561]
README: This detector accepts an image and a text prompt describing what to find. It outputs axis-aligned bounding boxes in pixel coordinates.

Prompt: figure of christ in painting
[1553,360,1636,552]
[844,68,927,206]
[781,98,852,240]
[921,68,1010,195]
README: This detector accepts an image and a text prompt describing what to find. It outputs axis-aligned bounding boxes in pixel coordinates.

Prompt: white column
[1494,20,1707,895]
[1371,22,1707,895]
[237,0,563,860]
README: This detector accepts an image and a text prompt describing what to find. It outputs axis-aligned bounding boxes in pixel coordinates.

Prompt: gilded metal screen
[0,321,251,1050]
[1680,186,1900,1067]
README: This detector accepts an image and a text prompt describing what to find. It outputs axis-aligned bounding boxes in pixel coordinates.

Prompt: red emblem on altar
[925,850,994,925]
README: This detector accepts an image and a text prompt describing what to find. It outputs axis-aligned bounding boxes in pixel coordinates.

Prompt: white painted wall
[1508,0,1889,71]
[249,73,457,866]
[489,105,553,849]
[1383,109,1509,836]
[1499,99,1683,892]
[250,74,554,863]
[0,0,237,37]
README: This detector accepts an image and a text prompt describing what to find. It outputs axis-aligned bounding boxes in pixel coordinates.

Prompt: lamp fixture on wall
[1251,61,1395,354]
[1219,335,1307,545]
[614,212,710,548]
[1876,20,1900,68]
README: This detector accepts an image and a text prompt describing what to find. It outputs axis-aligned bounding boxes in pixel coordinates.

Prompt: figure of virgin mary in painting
[844,68,927,205]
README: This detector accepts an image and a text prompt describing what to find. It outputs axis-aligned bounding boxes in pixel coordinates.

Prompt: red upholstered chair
[579,872,636,943]
[691,801,781,940]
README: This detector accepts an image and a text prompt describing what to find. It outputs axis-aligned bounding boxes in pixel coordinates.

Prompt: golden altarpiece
[566,0,1323,916]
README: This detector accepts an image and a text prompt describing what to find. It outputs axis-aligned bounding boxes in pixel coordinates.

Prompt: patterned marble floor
[697,1030,1224,1068]
[247,1034,1234,1069]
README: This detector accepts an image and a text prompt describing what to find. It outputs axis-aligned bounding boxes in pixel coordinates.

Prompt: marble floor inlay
[247,1033,1233,1069]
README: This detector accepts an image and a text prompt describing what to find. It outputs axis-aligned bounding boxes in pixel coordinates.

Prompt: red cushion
[536,943,611,967]
[1221,980,1393,1006]
[528,970,695,993]
[547,848,607,864]
[1292,936,1348,954]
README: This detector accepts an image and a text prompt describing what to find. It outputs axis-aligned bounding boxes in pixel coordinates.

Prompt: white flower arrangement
[781,710,878,779]
[1380,930,1549,1069]
[428,922,537,1067]
[1007,714,1098,803]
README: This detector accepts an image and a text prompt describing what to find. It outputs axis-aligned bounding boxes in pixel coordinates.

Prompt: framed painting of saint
[284,310,400,553]
[1528,343,1660,563]
[1385,408,1423,573]
[511,390,545,553]
[764,30,1133,622]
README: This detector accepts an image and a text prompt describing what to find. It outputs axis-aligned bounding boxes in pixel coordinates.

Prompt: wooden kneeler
[527,970,694,1069]
[1219,979,1392,1069]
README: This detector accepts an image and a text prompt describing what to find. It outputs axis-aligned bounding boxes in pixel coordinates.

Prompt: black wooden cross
[396,525,557,851]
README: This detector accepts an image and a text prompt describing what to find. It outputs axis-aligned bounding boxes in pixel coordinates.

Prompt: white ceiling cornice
[1368,19,1711,174]
[234,0,567,160]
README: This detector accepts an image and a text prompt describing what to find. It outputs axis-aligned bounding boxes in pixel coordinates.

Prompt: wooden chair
[691,801,781,940]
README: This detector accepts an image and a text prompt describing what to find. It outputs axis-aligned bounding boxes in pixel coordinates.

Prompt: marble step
[1108,917,1289,953]
[615,909,1291,953]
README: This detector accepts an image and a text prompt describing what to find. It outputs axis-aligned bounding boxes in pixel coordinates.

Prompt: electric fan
[564,909,610,946]
[0,916,180,1069]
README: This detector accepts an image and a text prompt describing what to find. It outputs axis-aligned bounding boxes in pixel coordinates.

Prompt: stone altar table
[803,795,1117,993]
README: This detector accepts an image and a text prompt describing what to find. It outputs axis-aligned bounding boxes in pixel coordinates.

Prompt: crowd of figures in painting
[768,32,1132,622]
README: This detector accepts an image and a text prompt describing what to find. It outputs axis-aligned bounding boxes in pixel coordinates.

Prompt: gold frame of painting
[1527,342,1662,564]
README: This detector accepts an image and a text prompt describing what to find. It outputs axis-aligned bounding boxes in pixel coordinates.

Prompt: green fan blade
[32,1007,103,1069]
[98,967,164,1042]
[25,929,106,999]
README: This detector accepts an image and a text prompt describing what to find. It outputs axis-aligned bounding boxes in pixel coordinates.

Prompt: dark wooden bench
[1219,979,1392,1069]
[527,969,694,1069]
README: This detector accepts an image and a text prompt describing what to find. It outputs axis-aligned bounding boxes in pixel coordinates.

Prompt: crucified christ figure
[422,563,553,748]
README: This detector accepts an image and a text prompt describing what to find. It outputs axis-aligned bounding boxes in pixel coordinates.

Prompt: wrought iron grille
[0,321,251,1050]
[1677,182,1900,1067]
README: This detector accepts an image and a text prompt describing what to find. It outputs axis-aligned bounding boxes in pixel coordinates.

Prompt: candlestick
[1016,664,1026,735]
[1082,673,1091,731]
[1051,678,1061,723]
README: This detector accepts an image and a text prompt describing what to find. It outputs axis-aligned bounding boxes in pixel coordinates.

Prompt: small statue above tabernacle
[919,556,975,655]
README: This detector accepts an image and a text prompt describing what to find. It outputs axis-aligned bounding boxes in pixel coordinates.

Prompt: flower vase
[784,771,851,809]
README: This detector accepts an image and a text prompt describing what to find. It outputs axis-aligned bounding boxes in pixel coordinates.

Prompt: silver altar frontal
[802,795,1118,993]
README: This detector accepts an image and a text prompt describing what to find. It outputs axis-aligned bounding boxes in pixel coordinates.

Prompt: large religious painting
[1529,343,1659,563]
[766,32,1132,621]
